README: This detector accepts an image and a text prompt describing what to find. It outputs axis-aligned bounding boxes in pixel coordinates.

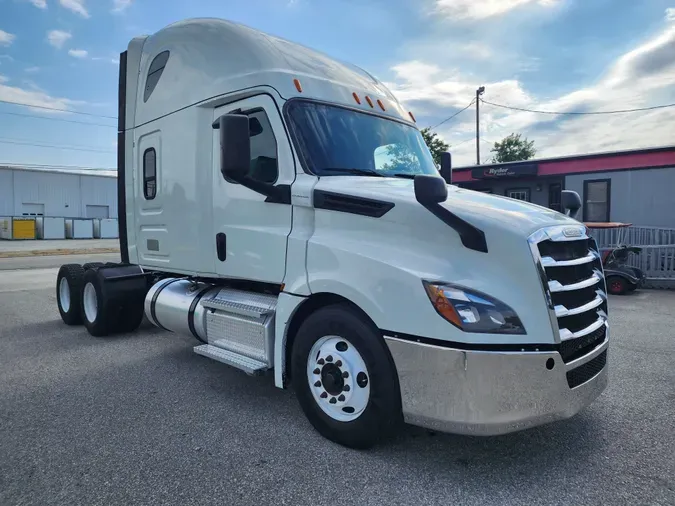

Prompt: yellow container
[11,218,36,240]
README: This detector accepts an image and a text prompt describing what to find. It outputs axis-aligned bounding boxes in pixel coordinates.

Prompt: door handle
[216,233,226,261]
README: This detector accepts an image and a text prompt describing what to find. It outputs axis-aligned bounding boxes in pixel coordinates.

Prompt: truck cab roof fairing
[132,18,411,127]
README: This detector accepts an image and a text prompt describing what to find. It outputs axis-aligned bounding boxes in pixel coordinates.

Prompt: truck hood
[315,176,579,238]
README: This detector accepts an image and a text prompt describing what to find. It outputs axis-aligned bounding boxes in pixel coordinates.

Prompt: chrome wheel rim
[59,277,70,313]
[83,282,98,323]
[307,336,370,422]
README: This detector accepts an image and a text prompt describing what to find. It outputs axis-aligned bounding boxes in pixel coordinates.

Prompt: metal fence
[589,226,675,248]
[588,226,675,289]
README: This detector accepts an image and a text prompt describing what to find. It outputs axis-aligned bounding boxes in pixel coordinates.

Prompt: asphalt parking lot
[1,264,674,506]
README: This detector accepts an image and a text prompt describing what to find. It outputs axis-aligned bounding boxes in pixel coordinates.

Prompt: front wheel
[607,275,628,295]
[291,304,402,449]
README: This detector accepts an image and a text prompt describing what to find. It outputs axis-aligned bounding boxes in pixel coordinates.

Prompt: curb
[0,248,120,259]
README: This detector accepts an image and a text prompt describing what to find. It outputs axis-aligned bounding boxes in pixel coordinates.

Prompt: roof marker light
[352,92,361,104]
[365,96,374,108]
[293,79,303,92]
[409,111,416,123]
[377,99,386,111]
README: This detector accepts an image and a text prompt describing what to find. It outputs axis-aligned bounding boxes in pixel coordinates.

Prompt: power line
[0,98,117,119]
[428,99,475,130]
[0,138,116,154]
[480,98,675,116]
[0,110,117,128]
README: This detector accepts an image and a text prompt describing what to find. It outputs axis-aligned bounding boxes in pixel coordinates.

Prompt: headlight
[423,281,526,335]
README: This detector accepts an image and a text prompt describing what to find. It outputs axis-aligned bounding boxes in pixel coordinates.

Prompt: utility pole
[476,86,485,165]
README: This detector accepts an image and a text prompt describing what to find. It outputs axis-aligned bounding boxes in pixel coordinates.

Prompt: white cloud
[68,48,88,58]
[0,75,8,84]
[111,0,132,12]
[0,30,16,47]
[388,24,675,165]
[666,8,675,22]
[59,0,89,18]
[25,66,40,72]
[0,55,14,62]
[47,29,71,49]
[435,0,560,21]
[91,56,119,64]
[28,0,48,8]
[0,78,78,114]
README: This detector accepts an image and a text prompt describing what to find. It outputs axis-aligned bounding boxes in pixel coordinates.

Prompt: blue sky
[0,0,674,168]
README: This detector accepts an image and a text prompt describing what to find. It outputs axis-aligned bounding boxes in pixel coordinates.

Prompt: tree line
[421,128,536,166]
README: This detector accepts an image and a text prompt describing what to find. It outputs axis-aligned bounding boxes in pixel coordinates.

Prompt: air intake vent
[313,190,394,218]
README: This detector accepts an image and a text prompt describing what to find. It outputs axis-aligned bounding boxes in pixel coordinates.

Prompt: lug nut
[326,355,333,362]
[329,397,337,404]
[314,381,321,387]
[343,385,350,392]
[320,392,327,399]
[337,395,345,402]
[335,360,342,367]
[342,371,349,379]
[313,368,320,375]
[318,359,325,365]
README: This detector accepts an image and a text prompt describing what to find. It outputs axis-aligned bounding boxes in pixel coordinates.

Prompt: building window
[583,179,611,222]
[143,148,157,200]
[507,188,531,202]
[245,109,278,184]
[549,183,562,212]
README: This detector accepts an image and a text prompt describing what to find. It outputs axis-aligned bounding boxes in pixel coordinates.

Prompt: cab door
[211,94,295,283]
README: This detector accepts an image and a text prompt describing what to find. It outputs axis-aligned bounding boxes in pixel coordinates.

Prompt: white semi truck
[55,18,609,448]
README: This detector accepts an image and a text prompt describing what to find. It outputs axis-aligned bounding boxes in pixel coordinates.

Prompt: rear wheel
[82,262,105,270]
[607,276,627,295]
[56,264,85,325]
[291,304,402,449]
[81,269,116,336]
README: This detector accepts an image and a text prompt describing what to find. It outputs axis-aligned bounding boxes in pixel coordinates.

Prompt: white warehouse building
[0,165,117,219]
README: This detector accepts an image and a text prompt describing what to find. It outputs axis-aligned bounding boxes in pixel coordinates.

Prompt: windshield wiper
[389,173,418,179]
[321,168,386,177]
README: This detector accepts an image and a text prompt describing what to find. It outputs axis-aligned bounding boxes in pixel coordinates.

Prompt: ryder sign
[471,163,538,179]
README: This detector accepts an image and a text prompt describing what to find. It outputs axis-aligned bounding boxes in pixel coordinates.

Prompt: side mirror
[414,174,448,205]
[562,190,582,218]
[213,114,250,181]
[439,151,452,184]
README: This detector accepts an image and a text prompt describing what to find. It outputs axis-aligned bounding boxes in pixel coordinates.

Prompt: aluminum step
[193,344,268,376]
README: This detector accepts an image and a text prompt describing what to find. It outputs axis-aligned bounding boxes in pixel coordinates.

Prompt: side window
[246,110,278,184]
[143,148,157,200]
[374,143,422,173]
[144,51,170,103]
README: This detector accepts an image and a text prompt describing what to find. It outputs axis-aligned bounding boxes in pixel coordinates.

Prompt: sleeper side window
[144,51,170,103]
[246,110,278,184]
[143,148,157,200]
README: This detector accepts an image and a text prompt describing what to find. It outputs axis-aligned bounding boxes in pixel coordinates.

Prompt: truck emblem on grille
[563,227,583,238]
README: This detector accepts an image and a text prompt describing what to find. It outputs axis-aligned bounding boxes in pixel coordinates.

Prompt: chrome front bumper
[385,336,608,436]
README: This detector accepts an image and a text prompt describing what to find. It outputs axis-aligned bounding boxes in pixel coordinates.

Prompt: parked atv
[586,222,646,295]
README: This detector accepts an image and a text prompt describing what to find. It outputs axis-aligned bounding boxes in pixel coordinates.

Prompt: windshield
[286,100,439,178]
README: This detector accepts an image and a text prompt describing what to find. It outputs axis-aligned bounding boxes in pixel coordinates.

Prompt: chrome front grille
[529,225,609,385]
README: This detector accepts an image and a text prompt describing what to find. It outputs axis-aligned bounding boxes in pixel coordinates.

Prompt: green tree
[420,127,449,167]
[490,133,536,163]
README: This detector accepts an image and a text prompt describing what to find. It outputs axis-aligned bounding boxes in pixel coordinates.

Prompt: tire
[291,303,402,449]
[83,262,105,270]
[56,264,85,325]
[80,268,116,337]
[607,276,627,295]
